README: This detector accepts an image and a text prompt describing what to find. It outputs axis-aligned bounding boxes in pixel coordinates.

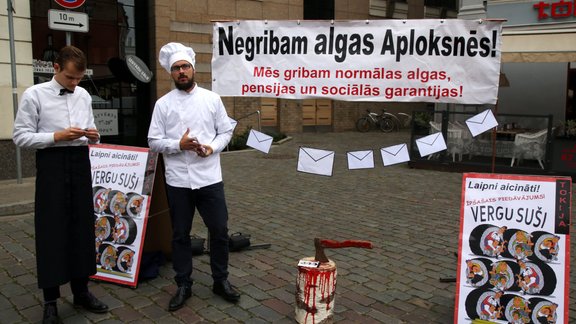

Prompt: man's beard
[174,76,194,91]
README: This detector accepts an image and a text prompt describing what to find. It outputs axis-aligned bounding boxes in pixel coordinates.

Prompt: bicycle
[396,112,412,129]
[380,111,413,131]
[356,109,395,133]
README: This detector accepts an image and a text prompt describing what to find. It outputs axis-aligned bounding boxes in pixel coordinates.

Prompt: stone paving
[0,131,574,323]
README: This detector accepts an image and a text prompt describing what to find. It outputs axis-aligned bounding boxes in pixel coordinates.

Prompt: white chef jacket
[148,84,233,189]
[13,77,96,149]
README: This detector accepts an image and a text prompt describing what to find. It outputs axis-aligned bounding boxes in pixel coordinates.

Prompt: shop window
[31,0,148,147]
[304,0,334,20]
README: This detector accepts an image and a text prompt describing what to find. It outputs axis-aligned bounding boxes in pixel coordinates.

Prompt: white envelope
[465,109,498,137]
[297,147,335,177]
[416,132,447,157]
[380,143,410,166]
[246,129,273,153]
[228,117,238,131]
[347,150,374,170]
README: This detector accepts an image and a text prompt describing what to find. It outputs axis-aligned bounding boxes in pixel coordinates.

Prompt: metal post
[491,102,499,173]
[66,31,71,45]
[7,0,22,183]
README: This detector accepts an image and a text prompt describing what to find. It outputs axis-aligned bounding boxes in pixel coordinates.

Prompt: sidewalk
[0,131,574,323]
[0,176,34,216]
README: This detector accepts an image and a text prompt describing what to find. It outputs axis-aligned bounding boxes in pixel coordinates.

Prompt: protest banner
[212,19,503,104]
[89,144,158,287]
[455,173,571,323]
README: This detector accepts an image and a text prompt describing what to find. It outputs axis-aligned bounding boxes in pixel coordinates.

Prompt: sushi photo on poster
[454,173,571,324]
[89,144,158,287]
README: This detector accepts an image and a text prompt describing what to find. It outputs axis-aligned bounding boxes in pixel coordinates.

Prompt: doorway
[303,99,333,132]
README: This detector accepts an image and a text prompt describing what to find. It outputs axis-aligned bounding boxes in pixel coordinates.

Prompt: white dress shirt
[13,77,96,149]
[148,84,233,189]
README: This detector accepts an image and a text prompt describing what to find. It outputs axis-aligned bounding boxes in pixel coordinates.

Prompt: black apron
[35,146,96,288]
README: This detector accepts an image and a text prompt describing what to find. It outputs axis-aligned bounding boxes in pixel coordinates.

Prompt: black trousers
[165,182,230,286]
[43,277,88,302]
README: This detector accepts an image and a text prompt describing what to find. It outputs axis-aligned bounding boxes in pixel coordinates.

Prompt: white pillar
[458,0,486,20]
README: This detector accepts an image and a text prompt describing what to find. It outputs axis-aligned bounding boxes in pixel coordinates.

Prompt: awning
[501,28,576,63]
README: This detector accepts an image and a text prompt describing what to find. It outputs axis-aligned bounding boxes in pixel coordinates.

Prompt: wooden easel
[143,158,173,258]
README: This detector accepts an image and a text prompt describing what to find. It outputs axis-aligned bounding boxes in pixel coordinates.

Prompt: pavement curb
[0,200,34,217]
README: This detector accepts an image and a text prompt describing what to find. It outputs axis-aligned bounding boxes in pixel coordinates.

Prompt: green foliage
[565,120,576,138]
[413,112,431,129]
[227,127,287,151]
[264,129,287,142]
[228,127,250,151]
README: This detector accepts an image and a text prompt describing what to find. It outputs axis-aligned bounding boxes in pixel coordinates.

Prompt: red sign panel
[54,0,85,9]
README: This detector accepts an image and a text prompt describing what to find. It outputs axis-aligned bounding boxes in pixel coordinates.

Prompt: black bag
[191,235,206,255]
[229,232,251,252]
[138,251,165,282]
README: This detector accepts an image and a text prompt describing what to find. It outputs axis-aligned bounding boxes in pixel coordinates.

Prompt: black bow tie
[59,88,74,96]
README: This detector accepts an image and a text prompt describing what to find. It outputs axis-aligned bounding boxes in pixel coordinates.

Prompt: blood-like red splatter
[297,265,337,323]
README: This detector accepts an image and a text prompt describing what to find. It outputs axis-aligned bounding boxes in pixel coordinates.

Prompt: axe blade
[314,238,373,263]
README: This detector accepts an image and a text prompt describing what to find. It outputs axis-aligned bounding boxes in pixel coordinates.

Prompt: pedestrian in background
[13,45,109,323]
[148,42,240,311]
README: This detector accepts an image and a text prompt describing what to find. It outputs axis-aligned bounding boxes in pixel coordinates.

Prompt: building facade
[11,0,564,180]
[489,0,576,125]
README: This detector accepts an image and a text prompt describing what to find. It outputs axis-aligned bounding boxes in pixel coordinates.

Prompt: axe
[314,238,373,263]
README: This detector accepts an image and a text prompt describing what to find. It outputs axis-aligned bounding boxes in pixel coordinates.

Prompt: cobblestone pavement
[0,131,574,323]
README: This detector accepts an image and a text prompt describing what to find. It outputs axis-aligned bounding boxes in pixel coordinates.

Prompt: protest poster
[89,144,158,287]
[212,19,503,104]
[455,173,571,323]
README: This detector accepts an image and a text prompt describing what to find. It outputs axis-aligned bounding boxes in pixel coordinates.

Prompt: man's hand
[54,127,88,142]
[179,128,206,152]
[196,145,213,157]
[179,129,213,157]
[84,128,100,142]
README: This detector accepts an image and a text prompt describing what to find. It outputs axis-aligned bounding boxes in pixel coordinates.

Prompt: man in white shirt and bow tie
[148,42,239,311]
[13,45,108,324]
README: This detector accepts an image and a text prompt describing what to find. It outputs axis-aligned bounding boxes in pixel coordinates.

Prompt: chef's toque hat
[158,42,196,73]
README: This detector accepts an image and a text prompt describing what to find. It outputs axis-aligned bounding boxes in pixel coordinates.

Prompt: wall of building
[335,0,370,19]
[0,1,36,180]
[487,1,575,128]
[0,1,33,140]
[152,0,305,135]
[150,0,452,136]
[0,0,465,180]
[151,0,411,134]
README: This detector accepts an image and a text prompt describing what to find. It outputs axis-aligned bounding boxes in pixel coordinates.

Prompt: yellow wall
[0,1,33,140]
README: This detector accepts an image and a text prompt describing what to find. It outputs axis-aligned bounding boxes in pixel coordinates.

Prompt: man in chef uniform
[148,42,240,311]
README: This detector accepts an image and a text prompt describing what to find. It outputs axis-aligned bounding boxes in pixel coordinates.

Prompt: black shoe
[42,303,61,324]
[168,286,191,311]
[212,280,240,302]
[73,292,109,314]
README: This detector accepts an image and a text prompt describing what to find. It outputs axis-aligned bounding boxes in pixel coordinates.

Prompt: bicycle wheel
[397,112,412,128]
[379,117,395,133]
[356,118,371,132]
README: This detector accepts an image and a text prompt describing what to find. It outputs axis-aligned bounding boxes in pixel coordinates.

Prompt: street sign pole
[7,0,22,183]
